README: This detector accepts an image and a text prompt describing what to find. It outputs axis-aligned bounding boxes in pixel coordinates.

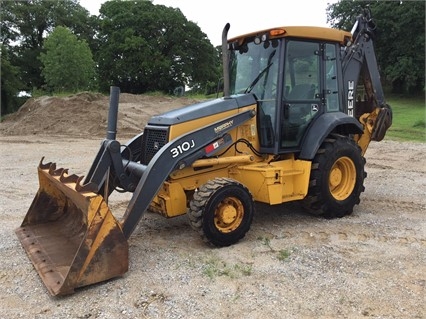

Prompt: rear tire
[188,178,254,247]
[303,135,366,218]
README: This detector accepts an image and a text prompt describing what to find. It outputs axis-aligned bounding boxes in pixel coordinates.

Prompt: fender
[299,112,363,160]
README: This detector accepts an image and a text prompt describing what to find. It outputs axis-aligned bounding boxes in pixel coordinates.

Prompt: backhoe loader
[16,8,392,295]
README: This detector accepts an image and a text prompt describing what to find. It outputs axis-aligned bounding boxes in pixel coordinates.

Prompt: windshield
[229,40,280,100]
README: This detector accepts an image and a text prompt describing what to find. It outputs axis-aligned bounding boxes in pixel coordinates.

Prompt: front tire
[303,135,366,218]
[188,178,254,247]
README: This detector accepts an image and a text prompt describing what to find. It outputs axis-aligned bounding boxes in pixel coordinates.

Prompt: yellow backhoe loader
[16,8,392,295]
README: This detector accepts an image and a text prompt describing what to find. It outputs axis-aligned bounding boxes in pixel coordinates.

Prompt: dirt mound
[0,92,202,139]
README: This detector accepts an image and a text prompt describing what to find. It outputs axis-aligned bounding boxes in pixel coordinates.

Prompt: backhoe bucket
[15,159,128,296]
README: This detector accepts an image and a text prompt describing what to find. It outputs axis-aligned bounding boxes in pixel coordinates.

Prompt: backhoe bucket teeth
[15,159,128,296]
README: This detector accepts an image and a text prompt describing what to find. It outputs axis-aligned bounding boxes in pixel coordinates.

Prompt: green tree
[1,45,25,116]
[97,0,220,94]
[0,0,96,91]
[39,26,96,92]
[327,1,425,94]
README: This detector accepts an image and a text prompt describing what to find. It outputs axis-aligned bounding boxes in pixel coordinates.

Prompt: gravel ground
[0,135,424,319]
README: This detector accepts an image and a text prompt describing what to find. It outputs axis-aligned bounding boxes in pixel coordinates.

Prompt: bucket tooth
[59,171,79,184]
[39,157,53,170]
[52,167,67,177]
[47,163,57,175]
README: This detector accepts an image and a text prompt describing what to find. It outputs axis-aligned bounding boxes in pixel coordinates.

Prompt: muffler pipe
[222,23,230,99]
[107,86,120,140]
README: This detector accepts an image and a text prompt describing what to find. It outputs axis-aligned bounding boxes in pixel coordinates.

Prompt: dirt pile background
[0,92,201,138]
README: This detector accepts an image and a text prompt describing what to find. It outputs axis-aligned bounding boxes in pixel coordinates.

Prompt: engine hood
[148,94,257,126]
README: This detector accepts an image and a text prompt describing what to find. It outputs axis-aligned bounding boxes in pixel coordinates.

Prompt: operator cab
[228,27,347,155]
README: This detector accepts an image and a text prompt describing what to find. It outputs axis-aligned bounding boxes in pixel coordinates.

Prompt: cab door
[280,40,322,148]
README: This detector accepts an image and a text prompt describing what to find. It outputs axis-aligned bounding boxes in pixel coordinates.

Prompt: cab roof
[229,26,352,45]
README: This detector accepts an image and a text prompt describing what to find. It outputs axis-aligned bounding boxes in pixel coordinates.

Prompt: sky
[79,0,337,46]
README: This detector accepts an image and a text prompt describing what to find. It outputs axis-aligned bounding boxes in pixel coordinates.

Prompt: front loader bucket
[15,159,128,296]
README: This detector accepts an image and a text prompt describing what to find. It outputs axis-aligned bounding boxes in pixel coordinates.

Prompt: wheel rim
[214,197,244,233]
[329,156,356,201]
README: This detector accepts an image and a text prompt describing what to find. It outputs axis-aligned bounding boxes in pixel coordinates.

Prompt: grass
[385,95,425,142]
[202,256,252,279]
[257,235,272,249]
[257,236,293,261]
[277,249,292,261]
